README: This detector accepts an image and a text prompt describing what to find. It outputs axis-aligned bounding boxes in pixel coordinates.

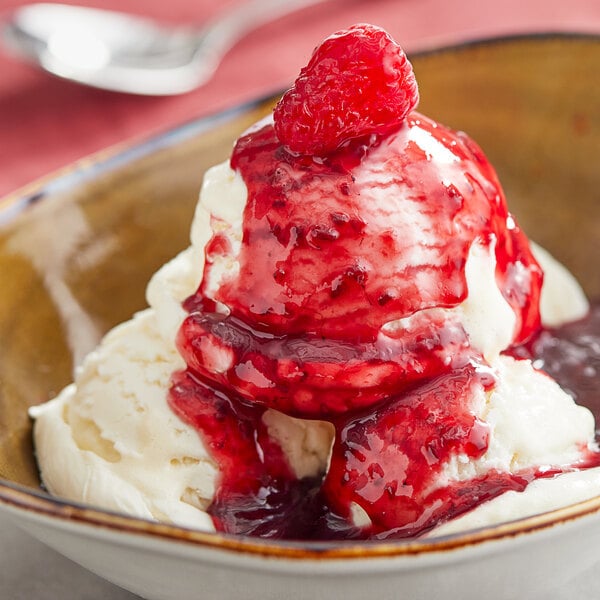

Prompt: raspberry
[273,24,419,156]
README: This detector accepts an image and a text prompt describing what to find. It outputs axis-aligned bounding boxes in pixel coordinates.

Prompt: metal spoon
[1,0,324,95]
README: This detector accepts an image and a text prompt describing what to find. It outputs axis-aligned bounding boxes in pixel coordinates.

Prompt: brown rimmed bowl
[0,34,599,600]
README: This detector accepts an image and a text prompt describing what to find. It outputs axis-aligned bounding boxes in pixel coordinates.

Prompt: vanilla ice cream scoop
[30,23,600,541]
[30,156,597,538]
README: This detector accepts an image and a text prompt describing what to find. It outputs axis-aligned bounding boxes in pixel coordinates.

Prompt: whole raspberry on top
[273,23,419,156]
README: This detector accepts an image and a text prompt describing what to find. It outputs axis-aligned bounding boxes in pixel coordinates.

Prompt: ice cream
[31,24,600,539]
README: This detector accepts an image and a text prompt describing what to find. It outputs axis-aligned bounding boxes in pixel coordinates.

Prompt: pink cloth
[0,0,598,198]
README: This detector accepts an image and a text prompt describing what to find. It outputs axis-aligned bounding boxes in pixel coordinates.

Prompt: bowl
[0,35,599,600]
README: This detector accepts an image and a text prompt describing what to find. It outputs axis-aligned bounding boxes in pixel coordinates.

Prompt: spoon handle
[197,0,326,56]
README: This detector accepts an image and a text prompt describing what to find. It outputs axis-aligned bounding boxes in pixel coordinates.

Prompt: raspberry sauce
[220,114,541,345]
[176,115,542,422]
[163,111,576,540]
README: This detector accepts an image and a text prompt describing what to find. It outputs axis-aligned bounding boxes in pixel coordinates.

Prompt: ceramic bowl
[0,35,599,600]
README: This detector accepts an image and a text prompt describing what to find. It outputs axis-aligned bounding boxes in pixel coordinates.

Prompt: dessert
[31,24,600,540]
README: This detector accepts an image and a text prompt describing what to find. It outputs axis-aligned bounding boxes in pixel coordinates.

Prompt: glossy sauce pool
[511,301,600,432]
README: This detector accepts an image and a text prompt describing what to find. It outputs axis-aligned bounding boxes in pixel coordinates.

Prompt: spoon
[1,0,325,95]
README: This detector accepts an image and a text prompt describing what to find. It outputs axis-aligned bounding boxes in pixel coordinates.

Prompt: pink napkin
[0,0,598,198]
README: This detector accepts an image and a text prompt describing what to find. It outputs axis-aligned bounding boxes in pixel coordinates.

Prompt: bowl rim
[3,474,600,560]
[1,31,600,561]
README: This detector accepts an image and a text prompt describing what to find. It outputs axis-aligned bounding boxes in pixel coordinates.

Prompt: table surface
[1,0,599,597]
[1,0,600,199]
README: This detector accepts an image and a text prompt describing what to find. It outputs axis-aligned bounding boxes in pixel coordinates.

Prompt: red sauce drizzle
[166,115,598,540]
[219,113,541,343]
